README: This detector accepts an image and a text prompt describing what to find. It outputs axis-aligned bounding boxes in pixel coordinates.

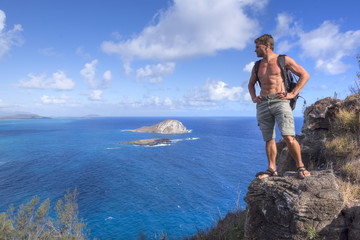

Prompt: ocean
[0,117,303,239]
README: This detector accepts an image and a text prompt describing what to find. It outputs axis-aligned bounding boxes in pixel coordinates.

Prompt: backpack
[254,54,300,110]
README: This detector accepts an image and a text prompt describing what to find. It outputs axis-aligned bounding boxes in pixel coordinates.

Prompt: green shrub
[0,189,90,240]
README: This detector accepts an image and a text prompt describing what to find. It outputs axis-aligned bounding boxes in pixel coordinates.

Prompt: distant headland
[0,114,51,120]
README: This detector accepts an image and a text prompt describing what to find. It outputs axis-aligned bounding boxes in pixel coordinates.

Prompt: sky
[1,0,360,117]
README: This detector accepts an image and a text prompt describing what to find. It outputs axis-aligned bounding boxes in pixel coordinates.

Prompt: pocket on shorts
[279,113,295,135]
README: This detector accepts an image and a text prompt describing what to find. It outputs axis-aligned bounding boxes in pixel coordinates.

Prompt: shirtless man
[248,34,311,179]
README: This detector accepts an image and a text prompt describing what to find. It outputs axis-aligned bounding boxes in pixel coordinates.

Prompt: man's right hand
[252,96,262,103]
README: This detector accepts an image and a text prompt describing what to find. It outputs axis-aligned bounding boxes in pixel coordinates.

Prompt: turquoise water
[0,117,303,239]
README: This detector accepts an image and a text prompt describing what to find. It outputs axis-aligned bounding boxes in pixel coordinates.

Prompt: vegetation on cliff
[0,189,90,240]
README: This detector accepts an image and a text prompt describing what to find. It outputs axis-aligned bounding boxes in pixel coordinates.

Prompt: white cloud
[136,62,175,83]
[102,70,112,88]
[118,96,142,108]
[88,90,103,101]
[0,10,23,59]
[80,60,112,89]
[205,80,243,101]
[274,14,360,75]
[299,21,360,74]
[123,63,133,76]
[243,61,255,73]
[117,95,174,109]
[273,13,301,53]
[164,97,173,106]
[146,96,161,106]
[273,13,300,40]
[183,79,244,106]
[0,10,5,32]
[80,59,98,89]
[17,71,75,90]
[41,94,69,104]
[101,0,264,62]
[49,71,75,90]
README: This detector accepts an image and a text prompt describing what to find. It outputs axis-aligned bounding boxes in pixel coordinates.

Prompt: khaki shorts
[256,94,295,142]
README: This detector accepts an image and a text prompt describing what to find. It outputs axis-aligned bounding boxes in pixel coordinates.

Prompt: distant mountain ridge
[0,114,51,120]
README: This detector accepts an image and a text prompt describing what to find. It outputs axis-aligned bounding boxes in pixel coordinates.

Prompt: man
[248,34,311,179]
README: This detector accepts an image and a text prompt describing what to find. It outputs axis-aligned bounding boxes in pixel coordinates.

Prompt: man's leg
[257,138,277,179]
[283,135,310,178]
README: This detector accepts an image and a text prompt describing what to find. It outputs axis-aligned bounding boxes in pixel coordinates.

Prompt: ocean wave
[172,137,200,143]
[145,143,171,147]
[106,147,121,150]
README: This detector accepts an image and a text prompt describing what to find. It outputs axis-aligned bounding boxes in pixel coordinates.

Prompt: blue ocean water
[0,117,303,239]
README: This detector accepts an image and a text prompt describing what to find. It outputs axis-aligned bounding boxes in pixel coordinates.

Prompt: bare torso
[257,55,285,96]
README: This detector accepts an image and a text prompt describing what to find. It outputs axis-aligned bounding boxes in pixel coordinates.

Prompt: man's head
[255,34,274,51]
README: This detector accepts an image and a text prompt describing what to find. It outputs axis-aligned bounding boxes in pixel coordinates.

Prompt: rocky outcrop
[120,138,171,146]
[244,170,345,240]
[245,95,360,240]
[133,119,189,134]
[301,97,342,132]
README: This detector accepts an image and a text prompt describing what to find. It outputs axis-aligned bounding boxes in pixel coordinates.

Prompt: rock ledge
[244,170,345,240]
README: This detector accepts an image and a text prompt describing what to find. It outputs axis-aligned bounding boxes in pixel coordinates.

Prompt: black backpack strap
[277,54,288,93]
[254,60,261,87]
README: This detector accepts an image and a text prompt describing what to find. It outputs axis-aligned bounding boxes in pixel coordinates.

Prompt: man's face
[255,43,266,57]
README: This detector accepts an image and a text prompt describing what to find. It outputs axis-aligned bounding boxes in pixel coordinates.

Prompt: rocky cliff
[133,119,189,134]
[243,95,360,240]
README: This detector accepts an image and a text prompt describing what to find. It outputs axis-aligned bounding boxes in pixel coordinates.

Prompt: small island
[120,138,171,146]
[132,119,189,134]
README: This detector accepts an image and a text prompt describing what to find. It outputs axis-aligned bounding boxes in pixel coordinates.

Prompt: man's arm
[278,56,310,99]
[248,66,262,103]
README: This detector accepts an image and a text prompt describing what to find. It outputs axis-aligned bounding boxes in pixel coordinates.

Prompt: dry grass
[340,158,360,184]
[333,108,359,133]
[324,102,360,203]
[337,178,360,206]
[326,134,359,159]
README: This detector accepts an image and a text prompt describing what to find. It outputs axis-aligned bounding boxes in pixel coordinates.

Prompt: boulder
[133,119,189,134]
[244,170,345,240]
[320,205,360,240]
[301,97,342,132]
